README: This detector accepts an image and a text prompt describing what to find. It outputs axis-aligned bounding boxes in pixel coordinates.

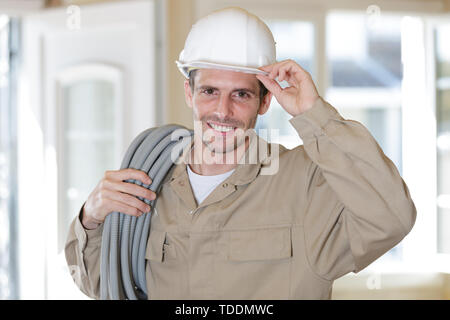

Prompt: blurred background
[0,0,449,299]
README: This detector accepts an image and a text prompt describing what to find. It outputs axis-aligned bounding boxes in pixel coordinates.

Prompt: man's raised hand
[256,59,320,117]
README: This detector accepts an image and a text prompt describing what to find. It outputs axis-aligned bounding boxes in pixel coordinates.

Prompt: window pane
[0,14,12,300]
[436,24,450,78]
[269,21,315,76]
[327,13,402,88]
[435,23,450,254]
[0,15,19,300]
[59,79,117,253]
[338,107,402,172]
[256,20,315,149]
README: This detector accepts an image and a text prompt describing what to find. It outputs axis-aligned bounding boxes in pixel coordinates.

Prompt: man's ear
[184,79,193,109]
[257,92,273,116]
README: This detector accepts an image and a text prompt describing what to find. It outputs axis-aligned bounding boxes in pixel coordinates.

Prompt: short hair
[188,69,269,104]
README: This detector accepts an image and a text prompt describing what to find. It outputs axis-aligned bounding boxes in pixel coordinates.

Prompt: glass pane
[59,79,117,252]
[436,23,450,254]
[338,107,403,173]
[437,210,450,253]
[436,24,450,78]
[256,20,315,149]
[437,148,450,253]
[437,89,450,132]
[269,21,315,76]
[0,15,19,300]
[64,80,116,133]
[327,13,402,88]
[0,15,12,300]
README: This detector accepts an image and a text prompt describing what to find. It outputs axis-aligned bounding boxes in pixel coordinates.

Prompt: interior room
[0,0,449,299]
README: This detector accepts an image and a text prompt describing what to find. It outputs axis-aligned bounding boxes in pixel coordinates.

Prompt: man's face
[184,69,271,154]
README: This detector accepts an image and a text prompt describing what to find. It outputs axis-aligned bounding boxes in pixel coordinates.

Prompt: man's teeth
[210,123,234,132]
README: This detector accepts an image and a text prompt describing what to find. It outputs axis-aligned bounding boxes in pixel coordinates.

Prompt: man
[65,7,416,299]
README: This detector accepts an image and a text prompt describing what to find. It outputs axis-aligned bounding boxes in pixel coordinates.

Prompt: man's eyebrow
[196,85,218,91]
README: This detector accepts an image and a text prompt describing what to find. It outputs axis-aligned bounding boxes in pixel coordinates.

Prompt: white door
[18,0,156,299]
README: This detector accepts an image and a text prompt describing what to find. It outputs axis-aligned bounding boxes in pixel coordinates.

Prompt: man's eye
[203,88,215,95]
[236,91,250,99]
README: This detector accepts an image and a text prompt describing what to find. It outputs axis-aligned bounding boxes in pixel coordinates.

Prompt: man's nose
[216,94,233,118]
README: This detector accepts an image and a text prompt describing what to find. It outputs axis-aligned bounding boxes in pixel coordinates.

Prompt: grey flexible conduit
[100,124,193,300]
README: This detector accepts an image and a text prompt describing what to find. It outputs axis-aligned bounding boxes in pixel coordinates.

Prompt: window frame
[54,62,124,254]
[426,14,450,271]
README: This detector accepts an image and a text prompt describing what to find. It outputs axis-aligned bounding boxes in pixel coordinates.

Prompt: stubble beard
[194,113,258,165]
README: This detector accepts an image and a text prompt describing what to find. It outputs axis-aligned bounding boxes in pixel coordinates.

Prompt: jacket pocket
[228,226,292,261]
[145,229,177,262]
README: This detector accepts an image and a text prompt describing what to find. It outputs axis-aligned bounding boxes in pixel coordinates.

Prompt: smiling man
[65,7,416,299]
[185,68,272,175]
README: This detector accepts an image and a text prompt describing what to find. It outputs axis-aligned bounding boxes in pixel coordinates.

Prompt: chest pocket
[227,226,292,261]
[145,229,177,262]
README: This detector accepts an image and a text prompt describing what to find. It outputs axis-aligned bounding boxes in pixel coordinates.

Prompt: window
[435,23,450,254]
[48,64,123,299]
[56,64,123,255]
[59,78,118,253]
[0,15,18,299]
[326,12,403,172]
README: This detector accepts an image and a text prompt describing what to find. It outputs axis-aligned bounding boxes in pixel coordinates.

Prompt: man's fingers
[259,60,309,84]
[278,67,286,82]
[105,168,151,185]
[260,60,289,79]
[104,179,156,201]
[102,189,151,214]
[105,199,148,217]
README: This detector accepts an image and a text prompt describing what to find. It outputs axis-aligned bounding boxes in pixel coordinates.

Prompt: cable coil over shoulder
[100,124,193,300]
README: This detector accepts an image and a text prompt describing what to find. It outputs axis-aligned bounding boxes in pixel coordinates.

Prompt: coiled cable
[100,124,193,300]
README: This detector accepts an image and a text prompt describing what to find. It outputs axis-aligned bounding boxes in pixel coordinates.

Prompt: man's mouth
[206,121,237,135]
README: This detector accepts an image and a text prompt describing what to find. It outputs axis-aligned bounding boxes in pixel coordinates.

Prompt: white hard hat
[176,7,276,79]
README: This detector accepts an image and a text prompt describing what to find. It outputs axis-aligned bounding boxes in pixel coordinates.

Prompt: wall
[165,0,195,129]
[445,0,450,11]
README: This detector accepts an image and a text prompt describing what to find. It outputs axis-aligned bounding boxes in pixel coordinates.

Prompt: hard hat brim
[176,60,270,79]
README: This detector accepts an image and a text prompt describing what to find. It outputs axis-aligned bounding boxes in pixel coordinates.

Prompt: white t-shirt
[187,165,235,205]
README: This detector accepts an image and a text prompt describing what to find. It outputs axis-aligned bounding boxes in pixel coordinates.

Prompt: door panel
[19,0,155,299]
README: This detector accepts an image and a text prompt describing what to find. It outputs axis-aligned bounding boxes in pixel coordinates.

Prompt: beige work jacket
[65,97,416,299]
